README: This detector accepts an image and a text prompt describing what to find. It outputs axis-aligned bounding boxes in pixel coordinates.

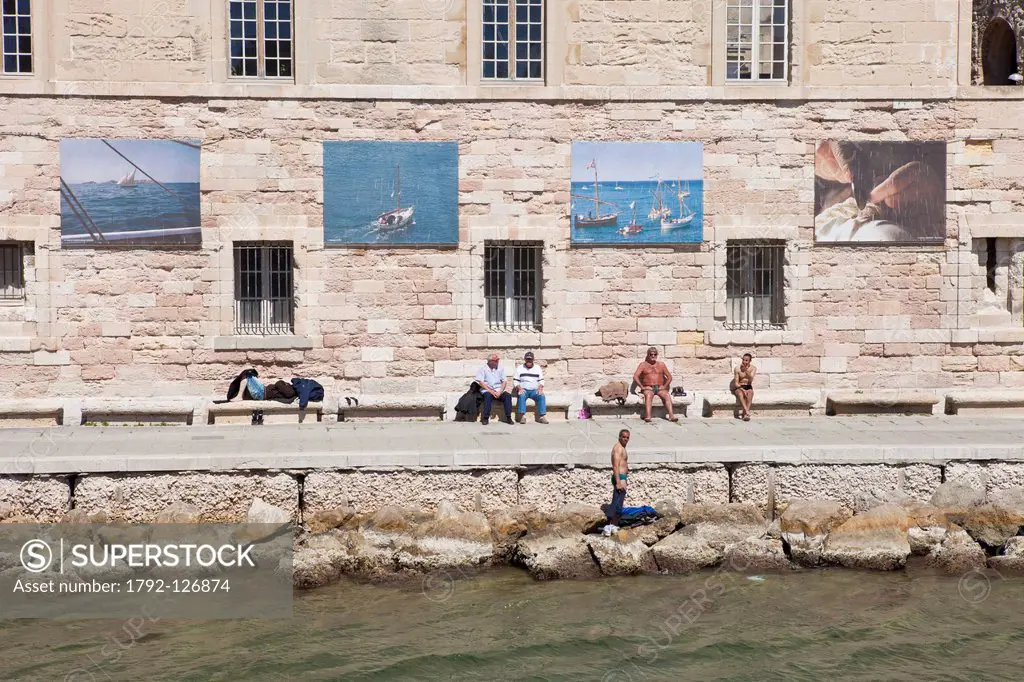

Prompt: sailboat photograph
[59,139,201,247]
[571,141,704,245]
[573,159,619,228]
[324,140,458,246]
[661,179,695,230]
[375,164,415,232]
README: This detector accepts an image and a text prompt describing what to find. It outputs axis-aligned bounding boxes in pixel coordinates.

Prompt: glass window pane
[774,43,785,60]
[2,17,13,33]
[279,2,290,20]
[230,2,242,20]
[497,6,507,22]
[483,61,495,78]
[18,34,29,52]
[516,42,527,59]
[483,43,495,59]
[279,23,290,39]
[497,61,508,78]
[774,6,785,23]
[265,3,277,20]
[245,58,258,75]
[243,2,256,20]
[727,25,739,42]
[244,40,256,57]
[19,0,31,14]
[774,25,785,42]
[530,25,540,41]
[773,62,785,79]
[266,41,277,58]
[727,8,739,23]
[529,61,541,79]
[484,25,494,41]
[244,21,256,38]
[530,6,541,22]
[16,16,28,34]
[529,43,541,60]
[516,24,527,41]
[2,35,14,53]
[516,4,527,21]
[516,61,527,79]
[496,25,507,42]
[280,60,292,77]
[497,43,507,60]
[280,41,291,58]
[266,60,279,78]
[266,23,277,39]
[3,54,15,72]
[740,7,751,23]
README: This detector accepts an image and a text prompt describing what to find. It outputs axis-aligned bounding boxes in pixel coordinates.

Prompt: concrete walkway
[3,416,1024,475]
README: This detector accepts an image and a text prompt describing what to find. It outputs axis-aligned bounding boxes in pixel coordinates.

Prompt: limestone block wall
[1,96,1024,397]
[15,0,985,94]
[805,0,959,87]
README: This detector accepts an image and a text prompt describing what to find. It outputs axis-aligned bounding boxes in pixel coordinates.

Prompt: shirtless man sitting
[733,353,756,421]
[631,346,679,423]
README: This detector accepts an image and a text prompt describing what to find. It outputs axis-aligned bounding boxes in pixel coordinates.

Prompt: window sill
[213,336,313,351]
[707,330,804,346]
[0,298,26,306]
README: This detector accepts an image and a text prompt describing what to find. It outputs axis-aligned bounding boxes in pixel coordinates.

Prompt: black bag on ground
[454,381,484,422]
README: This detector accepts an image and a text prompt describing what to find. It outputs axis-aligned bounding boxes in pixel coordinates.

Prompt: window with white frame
[228,0,292,79]
[484,241,543,331]
[483,0,544,81]
[726,241,786,330]
[726,0,788,82]
[233,242,294,335]
[1,0,32,74]
[0,242,25,300]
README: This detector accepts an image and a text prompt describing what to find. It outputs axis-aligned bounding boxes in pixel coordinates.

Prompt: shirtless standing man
[609,428,630,526]
[733,353,757,421]
[632,347,679,423]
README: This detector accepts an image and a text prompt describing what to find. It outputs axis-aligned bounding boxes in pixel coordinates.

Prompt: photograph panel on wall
[60,139,201,247]
[570,141,704,246]
[323,141,459,246]
[814,141,947,244]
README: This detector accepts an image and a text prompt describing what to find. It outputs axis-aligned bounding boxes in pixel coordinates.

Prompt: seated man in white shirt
[514,351,548,424]
[475,353,514,425]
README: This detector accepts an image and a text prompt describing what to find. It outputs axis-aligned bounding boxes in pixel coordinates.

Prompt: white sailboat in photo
[661,178,695,230]
[117,168,137,187]
[648,176,671,221]
[376,164,415,231]
[573,159,620,228]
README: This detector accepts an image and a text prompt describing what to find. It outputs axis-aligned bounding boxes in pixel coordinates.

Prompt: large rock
[987,536,1024,573]
[930,482,985,510]
[247,498,291,525]
[944,503,1024,549]
[679,502,766,528]
[780,499,852,566]
[925,526,987,575]
[900,501,949,555]
[821,504,912,570]
[587,535,657,576]
[397,502,494,572]
[487,508,530,561]
[722,538,793,572]
[293,529,400,588]
[306,507,356,534]
[514,534,601,580]
[155,502,202,524]
[990,487,1024,510]
[548,503,607,534]
[650,532,722,574]
[625,516,681,547]
[362,506,411,534]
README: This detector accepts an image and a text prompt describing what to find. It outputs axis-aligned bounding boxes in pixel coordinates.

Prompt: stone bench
[207,399,327,425]
[80,399,198,426]
[584,392,695,420]
[945,390,1024,416]
[0,399,66,427]
[338,394,446,422]
[825,391,940,416]
[702,390,821,418]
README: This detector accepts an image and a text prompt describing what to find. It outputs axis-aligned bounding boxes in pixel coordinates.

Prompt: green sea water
[2,566,1022,681]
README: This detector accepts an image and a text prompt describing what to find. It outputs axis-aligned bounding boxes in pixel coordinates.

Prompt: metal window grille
[484,241,543,331]
[233,242,294,335]
[483,0,544,81]
[726,241,786,330]
[0,242,24,300]
[1,0,32,74]
[229,0,292,79]
[726,0,788,81]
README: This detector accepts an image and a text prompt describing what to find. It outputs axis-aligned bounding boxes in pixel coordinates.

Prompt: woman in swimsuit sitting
[733,353,757,421]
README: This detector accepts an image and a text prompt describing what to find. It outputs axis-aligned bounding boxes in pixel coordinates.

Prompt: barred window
[726,0,788,81]
[726,241,786,330]
[1,242,25,299]
[484,241,542,332]
[229,0,292,79]
[483,0,544,81]
[2,0,32,74]
[233,242,294,335]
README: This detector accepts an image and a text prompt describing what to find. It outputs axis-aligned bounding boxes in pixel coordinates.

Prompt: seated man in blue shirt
[475,353,514,425]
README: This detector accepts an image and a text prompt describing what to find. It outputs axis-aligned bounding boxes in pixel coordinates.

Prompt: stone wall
[2,96,1024,396]
[20,0,983,94]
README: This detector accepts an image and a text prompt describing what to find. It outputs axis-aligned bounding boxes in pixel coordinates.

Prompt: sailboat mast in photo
[573,159,619,227]
[648,175,671,221]
[660,178,695,230]
[619,201,642,235]
[376,164,415,231]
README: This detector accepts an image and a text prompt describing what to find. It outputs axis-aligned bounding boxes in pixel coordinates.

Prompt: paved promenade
[3,416,1024,475]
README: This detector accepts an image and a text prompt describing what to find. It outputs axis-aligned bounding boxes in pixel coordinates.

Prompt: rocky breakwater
[291,481,1024,589]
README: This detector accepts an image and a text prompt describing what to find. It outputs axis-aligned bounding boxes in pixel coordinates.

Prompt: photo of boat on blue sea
[571,141,704,245]
[323,141,459,246]
[59,139,201,247]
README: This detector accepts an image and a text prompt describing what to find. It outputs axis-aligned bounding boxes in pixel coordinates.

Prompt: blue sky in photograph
[571,141,703,182]
[60,139,200,184]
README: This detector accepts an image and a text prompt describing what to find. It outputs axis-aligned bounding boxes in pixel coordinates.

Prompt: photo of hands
[814,141,947,244]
